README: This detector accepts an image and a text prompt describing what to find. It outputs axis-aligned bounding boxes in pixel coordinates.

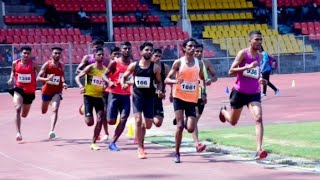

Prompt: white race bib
[47,75,61,85]
[243,65,260,79]
[119,73,134,84]
[17,73,31,83]
[134,76,150,88]
[91,76,104,86]
[181,81,197,92]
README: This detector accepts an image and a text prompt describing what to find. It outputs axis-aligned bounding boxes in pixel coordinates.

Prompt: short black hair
[110,46,120,54]
[249,30,262,38]
[51,47,63,51]
[153,48,162,54]
[195,43,203,49]
[182,38,197,48]
[140,41,153,51]
[120,41,131,47]
[20,46,32,52]
[93,47,104,54]
[92,39,104,46]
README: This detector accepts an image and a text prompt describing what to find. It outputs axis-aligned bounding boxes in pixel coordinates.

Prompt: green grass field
[195,122,320,160]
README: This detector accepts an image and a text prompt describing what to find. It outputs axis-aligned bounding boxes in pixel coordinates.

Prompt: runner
[121,42,163,159]
[165,38,206,163]
[191,43,218,152]
[75,47,106,150]
[102,41,133,151]
[36,47,67,139]
[7,46,39,141]
[109,46,121,61]
[151,48,170,127]
[75,39,109,141]
[218,30,268,160]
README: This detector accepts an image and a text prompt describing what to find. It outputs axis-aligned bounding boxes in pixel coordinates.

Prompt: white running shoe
[275,90,280,96]
[49,131,56,139]
[101,134,109,141]
[16,133,22,141]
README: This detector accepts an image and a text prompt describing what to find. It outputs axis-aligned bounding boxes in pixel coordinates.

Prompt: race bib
[181,81,197,92]
[243,65,260,79]
[119,73,134,84]
[134,76,150,88]
[91,76,104,86]
[17,73,31,83]
[47,75,60,85]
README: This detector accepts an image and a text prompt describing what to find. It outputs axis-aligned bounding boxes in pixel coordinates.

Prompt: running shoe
[90,143,100,150]
[48,131,56,139]
[196,143,207,153]
[16,133,22,141]
[173,153,181,163]
[108,142,120,151]
[219,106,227,123]
[137,148,146,159]
[101,134,109,141]
[255,150,268,160]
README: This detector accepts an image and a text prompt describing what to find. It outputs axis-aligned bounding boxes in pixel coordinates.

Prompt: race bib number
[243,65,260,79]
[134,76,150,88]
[119,73,134,84]
[47,75,60,85]
[17,73,31,83]
[91,76,104,86]
[181,81,197,92]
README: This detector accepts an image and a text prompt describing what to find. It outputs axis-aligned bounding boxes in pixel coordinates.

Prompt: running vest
[106,59,131,95]
[85,64,106,98]
[14,59,37,94]
[198,59,208,99]
[133,60,155,97]
[41,60,64,95]
[173,57,200,103]
[234,49,261,94]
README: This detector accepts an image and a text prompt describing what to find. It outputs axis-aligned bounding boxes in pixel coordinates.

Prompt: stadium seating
[294,21,320,35]
[4,16,47,24]
[89,15,160,23]
[202,24,313,56]
[171,12,253,22]
[153,0,253,11]
[45,0,149,12]
[259,0,320,7]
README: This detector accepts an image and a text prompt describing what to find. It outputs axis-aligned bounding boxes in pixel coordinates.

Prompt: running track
[0,73,319,180]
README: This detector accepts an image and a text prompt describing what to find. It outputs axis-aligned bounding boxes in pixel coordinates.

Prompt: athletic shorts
[83,95,104,117]
[230,89,261,109]
[102,92,109,112]
[107,93,130,120]
[8,87,35,105]
[42,93,63,102]
[154,96,164,118]
[132,93,154,119]
[196,99,205,115]
[173,98,196,118]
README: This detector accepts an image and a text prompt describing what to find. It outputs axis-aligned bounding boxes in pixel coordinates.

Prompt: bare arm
[36,62,51,82]
[229,50,257,75]
[102,60,116,86]
[204,59,218,83]
[164,60,182,84]
[154,64,163,96]
[120,62,135,89]
[7,61,16,85]
[75,55,90,74]
[75,64,92,89]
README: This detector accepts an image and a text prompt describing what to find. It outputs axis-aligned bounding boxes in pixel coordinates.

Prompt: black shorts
[133,93,154,119]
[107,93,131,120]
[196,99,205,115]
[102,92,108,112]
[83,95,104,117]
[8,87,35,105]
[230,89,261,109]
[154,96,164,118]
[173,98,196,118]
[42,93,63,102]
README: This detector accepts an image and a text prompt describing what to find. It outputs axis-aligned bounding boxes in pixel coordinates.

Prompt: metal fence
[0,35,319,91]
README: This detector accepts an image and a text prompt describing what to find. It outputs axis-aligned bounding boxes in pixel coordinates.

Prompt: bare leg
[92,111,104,143]
[220,106,243,126]
[248,102,264,152]
[49,94,61,132]
[13,92,23,135]
[174,110,184,155]
[134,113,143,149]
[153,115,163,127]
[111,114,128,143]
